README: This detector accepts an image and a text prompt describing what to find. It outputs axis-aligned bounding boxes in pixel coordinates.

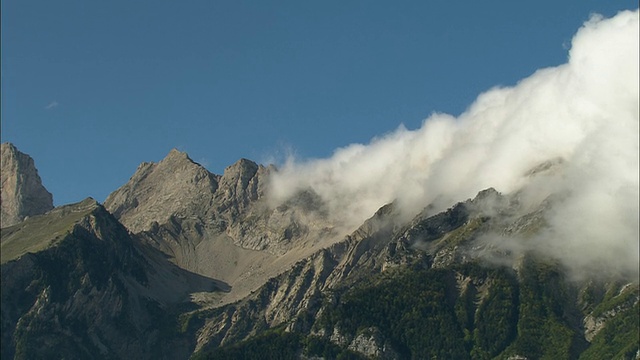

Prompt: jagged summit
[216,157,267,214]
[104,150,338,305]
[163,148,203,166]
[225,157,258,172]
[167,147,189,158]
[104,148,220,233]
[219,158,260,199]
[0,142,54,228]
[104,149,274,235]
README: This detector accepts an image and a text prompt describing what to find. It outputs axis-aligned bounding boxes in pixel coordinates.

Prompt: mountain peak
[157,148,203,169]
[1,143,54,228]
[168,148,184,155]
[104,149,219,232]
[222,158,259,182]
[1,142,18,154]
[165,148,191,161]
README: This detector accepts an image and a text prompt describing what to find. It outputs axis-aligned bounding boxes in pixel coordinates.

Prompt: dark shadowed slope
[1,198,227,360]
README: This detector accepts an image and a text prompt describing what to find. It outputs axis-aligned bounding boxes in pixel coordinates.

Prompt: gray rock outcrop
[104,149,341,305]
[104,149,220,233]
[1,143,54,228]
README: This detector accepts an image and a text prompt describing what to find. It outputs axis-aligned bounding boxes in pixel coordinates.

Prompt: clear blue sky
[1,1,637,206]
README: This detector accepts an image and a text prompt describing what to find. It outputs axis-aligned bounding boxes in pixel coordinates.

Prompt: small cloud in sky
[45,101,59,110]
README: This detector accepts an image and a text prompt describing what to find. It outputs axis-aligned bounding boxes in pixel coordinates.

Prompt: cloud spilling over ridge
[269,10,639,278]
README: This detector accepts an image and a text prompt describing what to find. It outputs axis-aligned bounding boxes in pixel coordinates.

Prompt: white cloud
[44,101,59,110]
[268,10,639,278]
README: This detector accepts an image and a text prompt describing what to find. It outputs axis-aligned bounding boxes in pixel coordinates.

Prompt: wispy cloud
[45,101,59,110]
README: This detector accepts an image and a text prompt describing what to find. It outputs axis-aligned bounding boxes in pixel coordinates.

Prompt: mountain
[188,188,640,359]
[1,147,637,359]
[1,143,54,228]
[1,198,225,360]
[105,149,340,305]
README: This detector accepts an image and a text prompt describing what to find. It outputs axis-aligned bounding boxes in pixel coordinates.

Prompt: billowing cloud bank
[269,10,639,278]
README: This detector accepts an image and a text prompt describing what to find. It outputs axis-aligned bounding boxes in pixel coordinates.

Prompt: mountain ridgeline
[1,144,638,360]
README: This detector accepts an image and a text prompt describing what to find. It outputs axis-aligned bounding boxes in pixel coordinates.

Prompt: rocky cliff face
[104,150,340,305]
[1,143,53,228]
[191,189,639,359]
[104,149,220,233]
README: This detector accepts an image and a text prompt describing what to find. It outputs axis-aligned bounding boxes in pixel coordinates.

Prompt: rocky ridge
[105,149,340,304]
[1,143,53,228]
[190,188,639,359]
[1,146,637,359]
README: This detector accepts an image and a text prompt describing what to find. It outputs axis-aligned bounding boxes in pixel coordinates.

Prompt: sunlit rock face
[1,143,53,228]
[103,149,338,305]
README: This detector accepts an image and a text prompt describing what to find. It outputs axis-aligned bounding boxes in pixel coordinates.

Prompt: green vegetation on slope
[579,302,639,360]
[503,257,582,359]
[468,267,519,359]
[192,326,367,360]
[0,198,98,264]
[319,266,472,359]
[184,253,638,360]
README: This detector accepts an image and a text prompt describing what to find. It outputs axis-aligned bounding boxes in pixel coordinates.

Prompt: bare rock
[1,143,53,228]
[104,149,219,233]
[347,327,399,359]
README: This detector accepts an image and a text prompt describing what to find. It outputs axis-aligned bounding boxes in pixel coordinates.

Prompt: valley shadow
[134,240,232,297]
